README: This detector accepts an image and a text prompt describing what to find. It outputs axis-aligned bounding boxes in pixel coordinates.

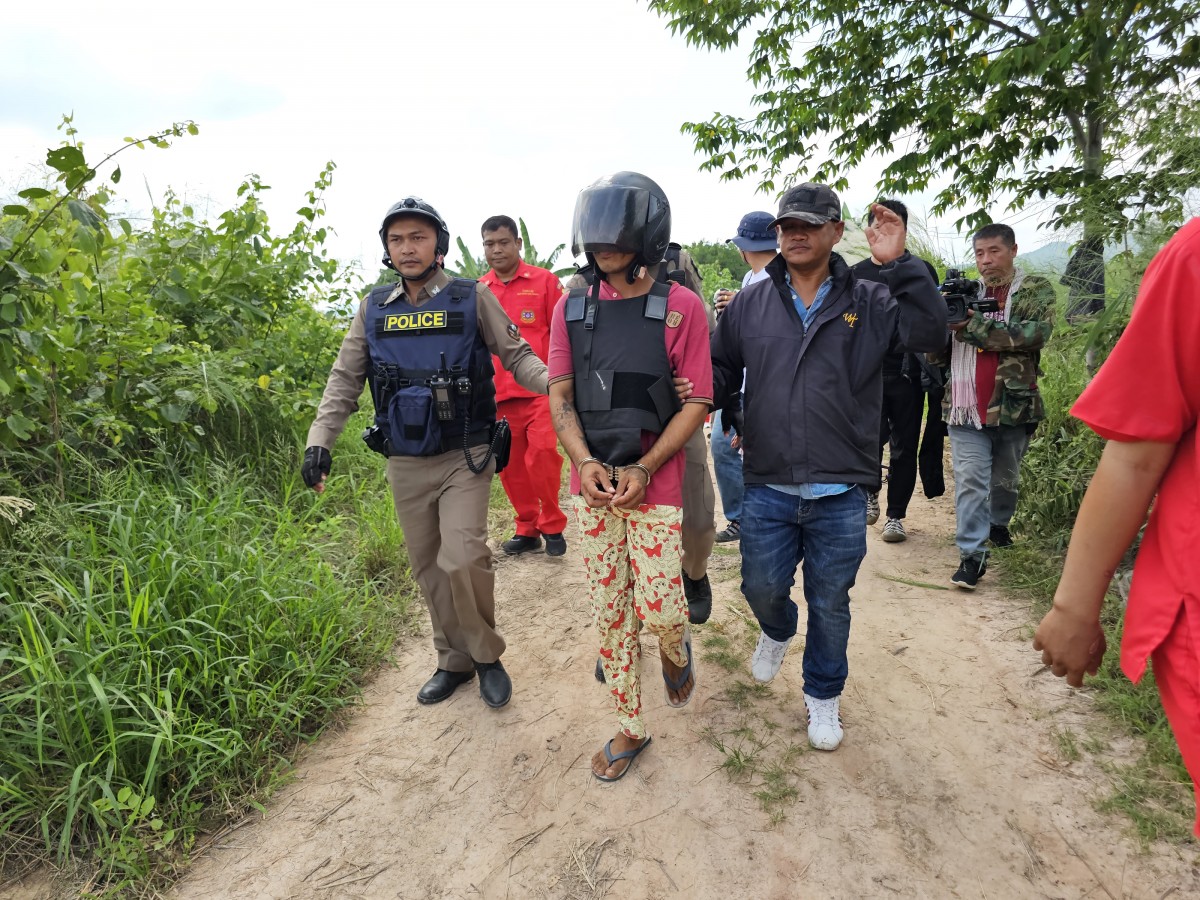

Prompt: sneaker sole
[950,578,977,590]
[808,735,843,751]
[881,532,906,543]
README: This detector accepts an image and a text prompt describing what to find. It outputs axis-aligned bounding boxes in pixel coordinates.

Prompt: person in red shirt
[550,172,712,782]
[479,215,569,557]
[1034,217,1200,835]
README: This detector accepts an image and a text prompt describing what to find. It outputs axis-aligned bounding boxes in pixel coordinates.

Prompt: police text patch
[374,309,466,337]
[383,310,448,332]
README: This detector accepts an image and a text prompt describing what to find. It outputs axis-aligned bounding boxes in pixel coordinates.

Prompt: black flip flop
[663,632,697,708]
[594,736,653,782]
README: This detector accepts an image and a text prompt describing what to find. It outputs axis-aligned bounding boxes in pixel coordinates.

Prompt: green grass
[1051,727,1082,763]
[879,574,950,592]
[0,421,414,893]
[695,602,805,827]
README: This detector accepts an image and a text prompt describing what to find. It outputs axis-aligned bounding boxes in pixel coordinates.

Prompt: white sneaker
[750,632,792,683]
[804,693,844,751]
[881,517,907,543]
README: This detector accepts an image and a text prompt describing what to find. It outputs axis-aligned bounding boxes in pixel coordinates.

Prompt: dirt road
[169,489,1198,899]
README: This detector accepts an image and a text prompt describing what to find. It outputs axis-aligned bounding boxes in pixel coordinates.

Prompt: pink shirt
[548,281,713,507]
[1070,217,1200,681]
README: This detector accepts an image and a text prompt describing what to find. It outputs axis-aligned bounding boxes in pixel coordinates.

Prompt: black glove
[301,446,331,488]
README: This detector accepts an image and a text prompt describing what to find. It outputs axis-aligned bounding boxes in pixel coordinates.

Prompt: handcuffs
[578,456,651,487]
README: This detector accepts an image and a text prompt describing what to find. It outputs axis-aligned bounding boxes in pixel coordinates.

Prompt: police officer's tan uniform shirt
[307,269,549,450]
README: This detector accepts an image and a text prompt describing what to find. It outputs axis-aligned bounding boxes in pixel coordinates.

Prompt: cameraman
[937,224,1055,589]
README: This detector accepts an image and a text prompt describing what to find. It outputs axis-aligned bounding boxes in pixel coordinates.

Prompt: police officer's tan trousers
[386,447,505,672]
[681,424,715,580]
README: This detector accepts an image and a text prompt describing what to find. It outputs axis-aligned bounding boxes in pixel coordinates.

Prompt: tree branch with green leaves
[648,0,1200,248]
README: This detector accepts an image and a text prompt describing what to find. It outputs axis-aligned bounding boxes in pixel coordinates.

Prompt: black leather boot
[682,572,713,625]
[475,659,512,708]
[417,668,475,705]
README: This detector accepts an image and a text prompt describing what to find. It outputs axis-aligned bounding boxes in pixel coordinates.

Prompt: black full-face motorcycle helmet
[571,172,671,279]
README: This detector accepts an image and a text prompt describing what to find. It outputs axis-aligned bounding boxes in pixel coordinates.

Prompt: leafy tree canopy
[685,239,751,285]
[649,0,1200,241]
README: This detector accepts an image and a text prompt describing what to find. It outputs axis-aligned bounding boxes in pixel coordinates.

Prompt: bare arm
[549,377,614,507]
[1033,438,1176,685]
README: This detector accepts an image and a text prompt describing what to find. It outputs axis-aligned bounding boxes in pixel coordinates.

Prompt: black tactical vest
[564,281,680,466]
[363,279,496,456]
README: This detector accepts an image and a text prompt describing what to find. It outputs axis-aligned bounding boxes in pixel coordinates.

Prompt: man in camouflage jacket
[934,223,1055,589]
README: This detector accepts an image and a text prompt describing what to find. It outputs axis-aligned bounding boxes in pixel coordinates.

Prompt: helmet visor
[572,186,650,255]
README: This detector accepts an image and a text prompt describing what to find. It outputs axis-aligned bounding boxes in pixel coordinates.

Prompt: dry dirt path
[166,486,1199,899]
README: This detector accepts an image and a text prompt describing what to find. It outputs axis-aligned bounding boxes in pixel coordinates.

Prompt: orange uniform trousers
[497,395,567,538]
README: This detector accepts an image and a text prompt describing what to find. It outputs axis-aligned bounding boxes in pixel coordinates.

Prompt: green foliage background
[0,122,417,893]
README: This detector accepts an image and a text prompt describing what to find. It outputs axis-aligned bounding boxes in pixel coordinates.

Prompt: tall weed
[0,426,411,889]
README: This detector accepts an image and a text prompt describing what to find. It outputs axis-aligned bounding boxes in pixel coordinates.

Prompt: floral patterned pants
[573,499,690,739]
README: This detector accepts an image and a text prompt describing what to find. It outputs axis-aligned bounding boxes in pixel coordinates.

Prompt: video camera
[939,268,998,324]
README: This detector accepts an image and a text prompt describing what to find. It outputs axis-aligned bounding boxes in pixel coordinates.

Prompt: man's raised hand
[865,203,906,265]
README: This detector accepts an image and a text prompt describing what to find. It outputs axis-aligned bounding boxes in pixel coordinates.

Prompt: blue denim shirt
[767,273,853,500]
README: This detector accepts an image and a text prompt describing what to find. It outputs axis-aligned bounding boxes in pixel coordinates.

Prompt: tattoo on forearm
[553,397,582,434]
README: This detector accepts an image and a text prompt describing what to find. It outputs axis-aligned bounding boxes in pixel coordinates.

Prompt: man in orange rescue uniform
[479,215,569,557]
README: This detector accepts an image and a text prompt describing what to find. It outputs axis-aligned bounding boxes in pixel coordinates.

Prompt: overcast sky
[4,0,1059,281]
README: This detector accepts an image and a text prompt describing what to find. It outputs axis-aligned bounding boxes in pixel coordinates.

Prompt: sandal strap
[663,639,694,692]
[603,735,652,765]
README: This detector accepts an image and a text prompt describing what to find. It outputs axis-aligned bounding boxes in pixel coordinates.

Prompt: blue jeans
[740,485,867,699]
[948,424,1031,561]
[710,410,743,523]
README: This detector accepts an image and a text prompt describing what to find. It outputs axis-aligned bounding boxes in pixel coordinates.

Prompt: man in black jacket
[850,199,942,543]
[710,183,946,751]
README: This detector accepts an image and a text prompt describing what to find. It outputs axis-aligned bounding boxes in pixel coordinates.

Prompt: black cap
[769,183,842,228]
[728,211,777,252]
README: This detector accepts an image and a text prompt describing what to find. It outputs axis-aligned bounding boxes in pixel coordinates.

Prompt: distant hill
[1019,241,1071,274]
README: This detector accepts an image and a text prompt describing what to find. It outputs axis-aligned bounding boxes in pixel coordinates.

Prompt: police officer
[301,198,548,709]
[566,240,717,625]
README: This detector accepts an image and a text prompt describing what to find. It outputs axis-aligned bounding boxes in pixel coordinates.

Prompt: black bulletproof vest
[363,278,496,456]
[564,281,680,466]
